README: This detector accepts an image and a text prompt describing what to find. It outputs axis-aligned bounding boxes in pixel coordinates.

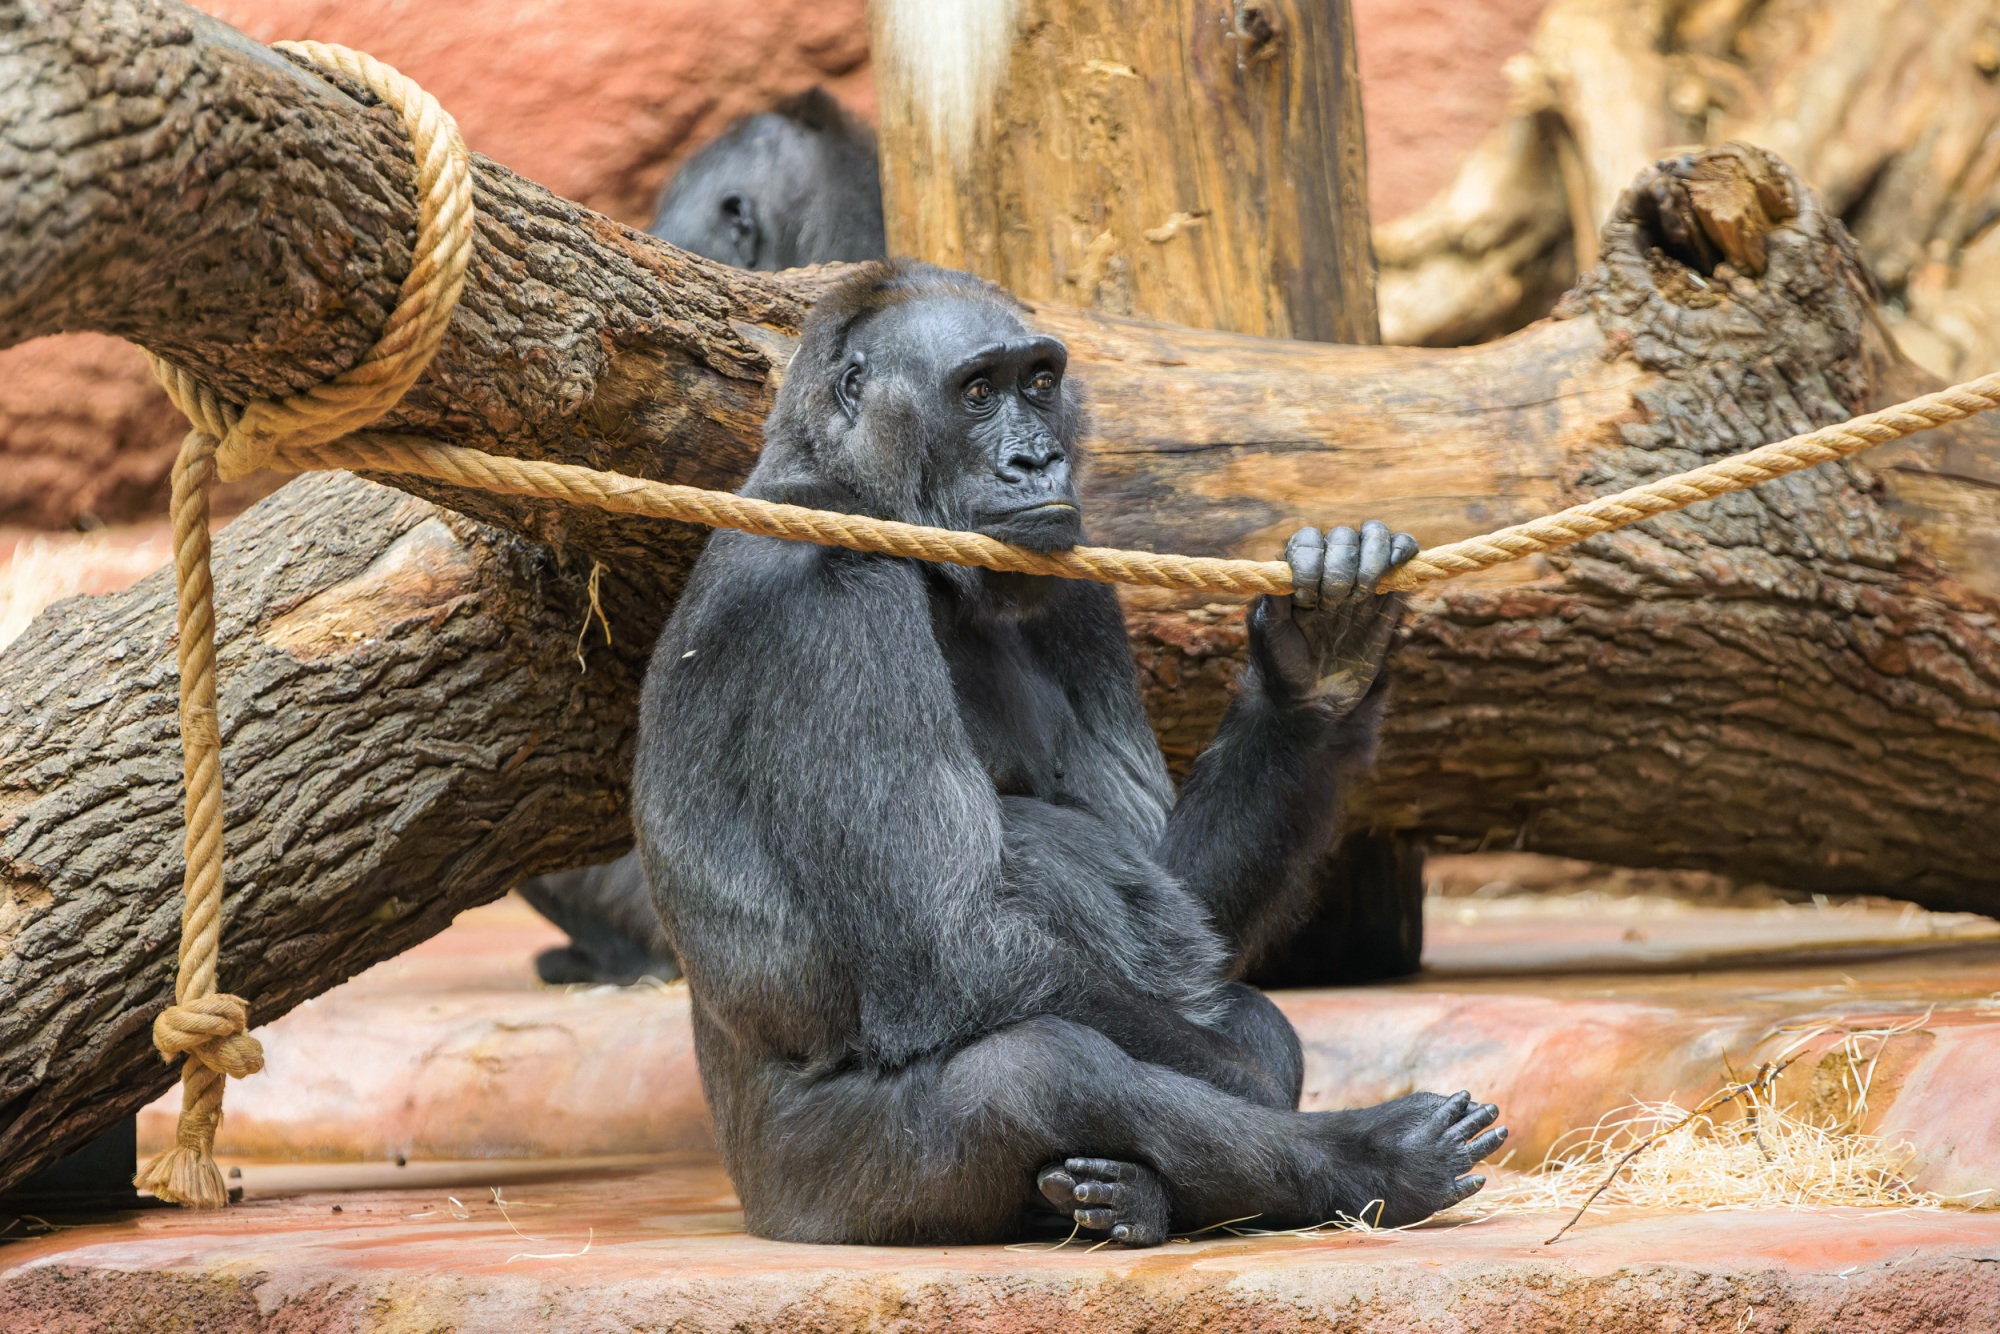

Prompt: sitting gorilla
[632,261,1506,1246]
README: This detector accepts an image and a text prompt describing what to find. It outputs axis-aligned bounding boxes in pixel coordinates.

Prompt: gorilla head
[754,262,1085,551]
[650,89,885,271]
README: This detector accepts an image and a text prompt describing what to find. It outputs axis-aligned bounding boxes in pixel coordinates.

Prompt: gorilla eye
[964,378,995,408]
[1028,368,1057,398]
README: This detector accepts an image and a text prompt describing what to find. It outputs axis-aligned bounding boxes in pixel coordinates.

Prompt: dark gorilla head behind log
[633,261,1507,1246]
[648,88,885,270]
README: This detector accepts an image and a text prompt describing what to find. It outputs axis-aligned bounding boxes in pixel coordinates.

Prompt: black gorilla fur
[631,262,1505,1246]
[648,88,885,271]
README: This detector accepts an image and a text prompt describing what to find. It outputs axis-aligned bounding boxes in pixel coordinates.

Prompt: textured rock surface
[4,1164,1998,1333]
[137,897,2000,1200]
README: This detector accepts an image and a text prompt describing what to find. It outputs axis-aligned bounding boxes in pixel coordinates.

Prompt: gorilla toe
[1037,1158,1170,1246]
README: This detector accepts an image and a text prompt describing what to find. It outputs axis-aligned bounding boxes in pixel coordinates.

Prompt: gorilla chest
[935,619,1079,801]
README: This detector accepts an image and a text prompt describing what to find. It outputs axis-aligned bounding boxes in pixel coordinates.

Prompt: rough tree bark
[869,0,1409,981]
[868,0,1375,342]
[2,0,1999,1192]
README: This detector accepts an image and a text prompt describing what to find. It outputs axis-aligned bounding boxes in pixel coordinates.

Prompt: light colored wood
[1376,0,2000,372]
[869,0,1376,343]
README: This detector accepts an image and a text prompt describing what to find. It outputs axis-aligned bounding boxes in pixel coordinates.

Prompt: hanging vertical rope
[135,40,476,1209]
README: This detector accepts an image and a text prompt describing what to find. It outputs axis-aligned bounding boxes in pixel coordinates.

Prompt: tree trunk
[3,0,1999,1192]
[867,0,1376,342]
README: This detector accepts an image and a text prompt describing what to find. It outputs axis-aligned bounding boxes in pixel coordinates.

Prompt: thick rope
[136,40,2000,1210]
[266,361,2000,596]
[137,41,474,1209]
[1376,369,2000,591]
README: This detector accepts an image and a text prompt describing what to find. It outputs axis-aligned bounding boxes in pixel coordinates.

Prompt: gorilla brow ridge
[769,261,1034,485]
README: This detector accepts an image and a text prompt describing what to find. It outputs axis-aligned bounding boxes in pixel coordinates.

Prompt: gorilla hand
[1250,520,1418,715]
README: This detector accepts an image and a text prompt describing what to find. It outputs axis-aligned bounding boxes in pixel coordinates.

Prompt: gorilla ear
[834,350,867,421]
[720,192,758,266]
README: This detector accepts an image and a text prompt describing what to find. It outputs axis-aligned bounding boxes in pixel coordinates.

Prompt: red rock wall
[1,0,1545,530]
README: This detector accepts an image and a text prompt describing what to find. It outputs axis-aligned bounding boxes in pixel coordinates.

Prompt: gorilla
[518,87,888,986]
[515,855,676,986]
[632,261,1506,1246]
[648,88,885,270]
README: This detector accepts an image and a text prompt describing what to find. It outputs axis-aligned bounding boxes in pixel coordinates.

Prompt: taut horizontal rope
[269,365,2000,597]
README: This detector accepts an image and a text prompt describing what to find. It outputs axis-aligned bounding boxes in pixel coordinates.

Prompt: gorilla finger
[1423,1091,1475,1132]
[1463,1126,1510,1163]
[1356,520,1394,593]
[1322,526,1360,602]
[1285,527,1326,610]
[1074,1208,1116,1230]
[1449,1101,1501,1141]
[1447,1174,1488,1205]
[1072,1180,1124,1206]
[1389,532,1419,568]
[1067,1158,1135,1181]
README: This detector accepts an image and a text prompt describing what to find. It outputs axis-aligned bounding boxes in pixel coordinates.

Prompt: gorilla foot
[533,945,601,986]
[1037,1158,1170,1247]
[1314,1090,1507,1228]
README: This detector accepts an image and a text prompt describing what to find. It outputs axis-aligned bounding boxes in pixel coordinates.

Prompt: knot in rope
[135,39,475,1210]
[152,994,266,1079]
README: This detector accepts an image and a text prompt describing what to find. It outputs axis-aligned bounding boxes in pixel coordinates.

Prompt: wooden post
[868,0,1378,344]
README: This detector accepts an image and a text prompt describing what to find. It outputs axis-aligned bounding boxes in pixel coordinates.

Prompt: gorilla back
[634,262,1505,1246]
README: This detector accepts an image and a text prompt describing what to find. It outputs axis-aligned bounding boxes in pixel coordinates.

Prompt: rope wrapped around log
[137,39,2000,1209]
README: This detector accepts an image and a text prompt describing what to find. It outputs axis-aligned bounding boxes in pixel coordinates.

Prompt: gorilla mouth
[984,500,1083,551]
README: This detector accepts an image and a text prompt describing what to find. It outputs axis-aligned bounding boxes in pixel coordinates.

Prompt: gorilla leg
[1212,981,1304,1110]
[727,1016,1500,1245]
[516,852,678,985]
[1033,984,1300,1242]
[1247,830,1428,988]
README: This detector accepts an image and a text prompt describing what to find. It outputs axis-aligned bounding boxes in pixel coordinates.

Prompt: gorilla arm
[1156,523,1416,971]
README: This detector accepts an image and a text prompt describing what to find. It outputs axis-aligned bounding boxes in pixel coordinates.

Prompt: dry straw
[1486,1013,1988,1242]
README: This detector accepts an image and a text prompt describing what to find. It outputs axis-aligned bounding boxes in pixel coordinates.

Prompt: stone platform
[3,1157,1998,1332]
[3,892,1997,1330]
[134,895,2000,1194]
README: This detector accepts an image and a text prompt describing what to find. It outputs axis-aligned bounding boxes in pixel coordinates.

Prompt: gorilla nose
[1001,442,1066,480]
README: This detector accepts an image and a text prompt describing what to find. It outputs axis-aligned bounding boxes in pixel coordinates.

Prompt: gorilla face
[832,294,1082,551]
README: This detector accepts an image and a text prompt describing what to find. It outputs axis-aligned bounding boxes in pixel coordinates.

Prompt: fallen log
[2,0,1998,1191]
